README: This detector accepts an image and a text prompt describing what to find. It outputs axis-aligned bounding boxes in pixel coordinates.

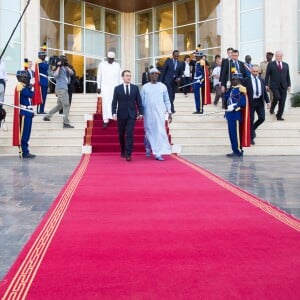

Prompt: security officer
[13,70,35,158]
[225,73,248,157]
[192,51,205,114]
[36,51,49,114]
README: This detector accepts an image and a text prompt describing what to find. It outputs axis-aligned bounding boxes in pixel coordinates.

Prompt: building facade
[1,0,299,96]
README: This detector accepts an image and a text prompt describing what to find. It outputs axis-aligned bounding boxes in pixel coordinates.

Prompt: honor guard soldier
[13,70,36,158]
[35,50,49,114]
[225,73,250,157]
[192,50,211,114]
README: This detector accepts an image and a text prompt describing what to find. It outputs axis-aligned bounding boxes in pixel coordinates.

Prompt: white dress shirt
[251,74,262,98]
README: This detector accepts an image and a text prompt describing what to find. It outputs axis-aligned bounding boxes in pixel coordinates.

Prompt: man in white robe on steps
[141,67,172,161]
[97,51,122,128]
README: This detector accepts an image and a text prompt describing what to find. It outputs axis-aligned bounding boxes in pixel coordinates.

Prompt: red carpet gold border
[2,155,90,300]
[174,155,300,232]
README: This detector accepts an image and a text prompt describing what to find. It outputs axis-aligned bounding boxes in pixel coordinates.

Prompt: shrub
[290,93,300,107]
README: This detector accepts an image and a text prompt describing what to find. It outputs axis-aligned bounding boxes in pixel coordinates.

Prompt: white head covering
[107,51,115,59]
[149,67,160,74]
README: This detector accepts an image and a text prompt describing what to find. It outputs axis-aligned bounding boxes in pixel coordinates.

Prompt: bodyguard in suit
[161,50,183,113]
[265,50,291,121]
[221,49,247,93]
[245,65,270,145]
[142,67,150,85]
[112,70,143,161]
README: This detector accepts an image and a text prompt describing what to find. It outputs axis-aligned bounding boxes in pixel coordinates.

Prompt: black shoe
[22,153,36,158]
[192,111,200,114]
[103,123,108,128]
[226,152,243,158]
[63,123,74,128]
[251,139,255,145]
[126,155,132,161]
[43,116,50,121]
[277,117,284,121]
[270,109,274,114]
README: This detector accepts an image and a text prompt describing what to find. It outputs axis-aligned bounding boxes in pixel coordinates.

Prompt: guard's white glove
[30,78,35,85]
[227,104,235,112]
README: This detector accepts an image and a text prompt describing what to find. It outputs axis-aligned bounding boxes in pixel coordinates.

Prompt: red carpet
[1,154,300,299]
[83,97,170,153]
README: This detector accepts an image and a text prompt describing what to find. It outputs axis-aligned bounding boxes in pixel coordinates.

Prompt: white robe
[97,61,121,122]
[141,82,172,156]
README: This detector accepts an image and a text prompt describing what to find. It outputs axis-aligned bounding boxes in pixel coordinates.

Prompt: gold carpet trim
[2,155,90,300]
[174,155,300,232]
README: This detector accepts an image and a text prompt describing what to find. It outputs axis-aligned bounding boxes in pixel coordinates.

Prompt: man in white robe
[97,51,121,128]
[141,67,172,161]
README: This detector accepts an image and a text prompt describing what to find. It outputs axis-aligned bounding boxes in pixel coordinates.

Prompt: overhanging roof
[84,0,174,12]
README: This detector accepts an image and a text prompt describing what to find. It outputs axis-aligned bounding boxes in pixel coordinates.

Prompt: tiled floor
[1,154,300,280]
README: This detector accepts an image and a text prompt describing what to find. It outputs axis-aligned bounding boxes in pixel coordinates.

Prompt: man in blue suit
[245,65,270,145]
[112,70,143,161]
[161,50,182,113]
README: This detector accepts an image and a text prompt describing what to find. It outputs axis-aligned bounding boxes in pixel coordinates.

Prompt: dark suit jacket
[26,69,35,86]
[265,61,291,90]
[142,72,149,85]
[161,58,183,84]
[112,84,143,119]
[220,59,247,87]
[245,76,269,104]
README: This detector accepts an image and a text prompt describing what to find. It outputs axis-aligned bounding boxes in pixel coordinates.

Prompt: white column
[121,12,136,82]
[220,0,239,57]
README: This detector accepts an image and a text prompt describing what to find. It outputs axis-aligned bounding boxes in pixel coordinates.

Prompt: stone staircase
[170,93,300,155]
[1,92,299,156]
[0,94,97,156]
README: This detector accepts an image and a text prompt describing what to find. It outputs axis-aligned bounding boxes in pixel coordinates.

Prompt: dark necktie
[254,76,259,97]
[235,61,240,73]
[126,84,129,96]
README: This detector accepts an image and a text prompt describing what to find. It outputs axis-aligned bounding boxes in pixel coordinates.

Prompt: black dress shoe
[126,156,132,161]
[277,117,284,121]
[22,153,36,158]
[63,123,74,128]
[43,116,50,121]
[251,139,255,145]
[269,109,274,114]
[226,152,243,158]
[103,123,108,128]
[192,111,200,114]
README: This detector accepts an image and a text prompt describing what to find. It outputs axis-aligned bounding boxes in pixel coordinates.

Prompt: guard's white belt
[20,105,33,109]
[40,73,48,78]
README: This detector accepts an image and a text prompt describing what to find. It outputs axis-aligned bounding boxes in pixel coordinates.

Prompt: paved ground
[1,155,300,280]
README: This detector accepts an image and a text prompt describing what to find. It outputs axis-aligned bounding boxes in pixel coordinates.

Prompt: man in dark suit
[161,50,183,113]
[245,65,270,145]
[142,66,150,85]
[265,50,291,121]
[220,49,247,94]
[112,70,143,161]
[25,59,35,87]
